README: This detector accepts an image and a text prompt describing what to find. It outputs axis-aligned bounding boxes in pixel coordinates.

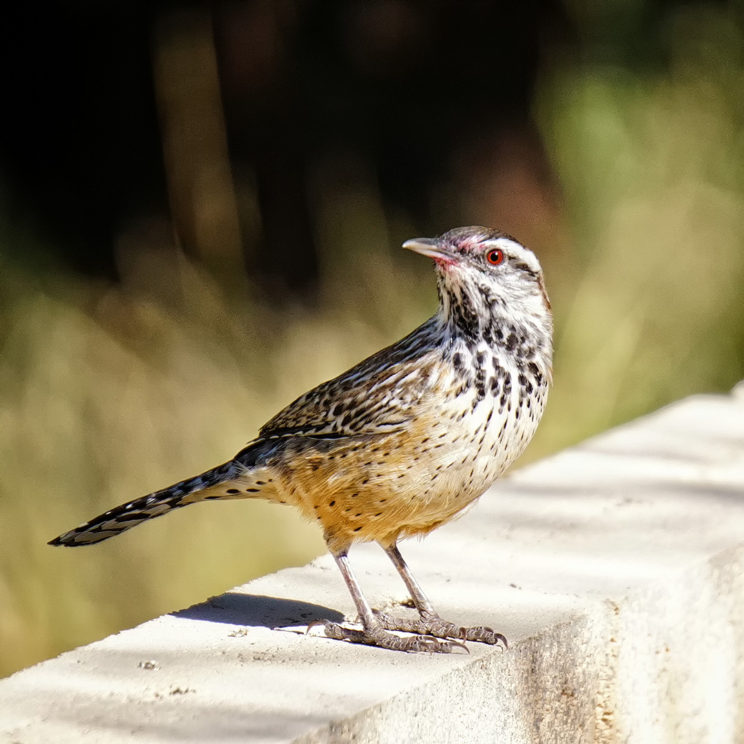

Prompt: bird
[49,226,553,653]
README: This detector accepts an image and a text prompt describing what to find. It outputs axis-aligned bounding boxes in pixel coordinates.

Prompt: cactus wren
[50,226,553,653]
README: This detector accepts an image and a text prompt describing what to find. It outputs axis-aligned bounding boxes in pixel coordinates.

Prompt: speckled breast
[279,341,550,550]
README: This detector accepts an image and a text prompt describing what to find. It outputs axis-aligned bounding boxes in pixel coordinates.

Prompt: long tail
[49,442,276,547]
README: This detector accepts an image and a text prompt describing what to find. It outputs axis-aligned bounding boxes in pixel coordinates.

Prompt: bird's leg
[376,543,508,648]
[321,548,465,653]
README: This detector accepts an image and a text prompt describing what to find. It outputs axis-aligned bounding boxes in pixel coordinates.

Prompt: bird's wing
[260,322,441,439]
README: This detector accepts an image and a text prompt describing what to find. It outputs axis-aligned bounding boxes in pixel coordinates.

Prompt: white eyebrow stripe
[490,237,523,252]
[485,237,541,274]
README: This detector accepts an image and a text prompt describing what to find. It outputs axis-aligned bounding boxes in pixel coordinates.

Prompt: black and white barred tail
[49,441,275,547]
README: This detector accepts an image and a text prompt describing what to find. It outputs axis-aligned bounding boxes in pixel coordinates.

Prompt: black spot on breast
[451,292,480,339]
[526,359,544,386]
[474,364,487,401]
[226,488,240,494]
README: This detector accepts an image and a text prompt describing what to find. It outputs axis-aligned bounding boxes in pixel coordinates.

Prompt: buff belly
[266,387,537,550]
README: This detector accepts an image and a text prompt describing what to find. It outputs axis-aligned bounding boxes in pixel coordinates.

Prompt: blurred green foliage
[1,2,743,678]
[538,2,744,442]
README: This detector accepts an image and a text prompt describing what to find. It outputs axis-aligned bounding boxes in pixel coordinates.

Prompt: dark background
[4,1,570,291]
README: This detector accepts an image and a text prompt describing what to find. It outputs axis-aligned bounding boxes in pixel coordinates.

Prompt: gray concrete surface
[1,385,744,743]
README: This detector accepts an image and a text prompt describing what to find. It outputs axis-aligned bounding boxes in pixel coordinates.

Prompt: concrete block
[1,387,743,742]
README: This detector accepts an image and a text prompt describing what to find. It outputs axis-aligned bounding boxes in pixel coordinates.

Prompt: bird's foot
[375,610,508,648]
[320,621,466,653]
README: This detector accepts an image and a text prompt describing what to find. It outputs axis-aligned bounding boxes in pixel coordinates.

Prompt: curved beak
[402,237,455,265]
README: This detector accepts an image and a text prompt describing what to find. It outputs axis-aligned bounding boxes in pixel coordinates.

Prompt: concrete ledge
[2,385,744,743]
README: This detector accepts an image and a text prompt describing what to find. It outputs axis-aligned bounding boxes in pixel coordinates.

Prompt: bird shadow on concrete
[171,592,344,629]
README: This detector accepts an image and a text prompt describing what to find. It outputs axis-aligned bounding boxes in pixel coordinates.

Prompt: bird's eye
[486,248,504,265]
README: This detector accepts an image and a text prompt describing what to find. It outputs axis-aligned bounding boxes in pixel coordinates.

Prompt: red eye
[486,248,504,265]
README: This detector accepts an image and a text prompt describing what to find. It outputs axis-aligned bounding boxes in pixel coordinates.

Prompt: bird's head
[403,226,551,341]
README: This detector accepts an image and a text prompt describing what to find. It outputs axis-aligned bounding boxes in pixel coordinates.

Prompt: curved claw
[456,625,508,648]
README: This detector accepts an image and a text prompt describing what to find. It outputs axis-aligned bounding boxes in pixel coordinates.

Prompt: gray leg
[379,543,508,648]
[332,550,378,629]
[320,548,465,653]
[384,543,436,615]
